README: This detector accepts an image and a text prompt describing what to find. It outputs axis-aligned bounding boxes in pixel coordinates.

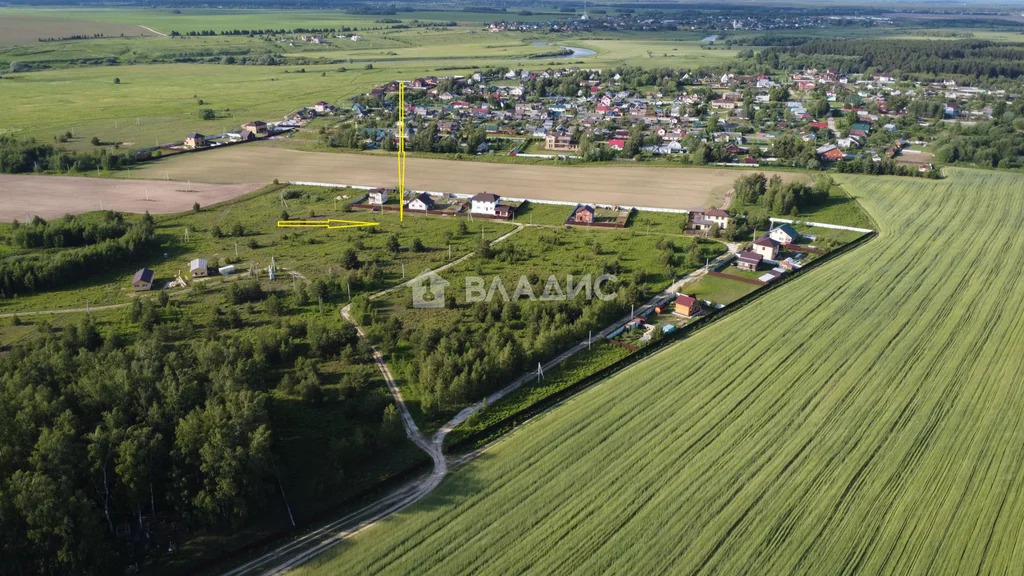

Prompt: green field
[292,168,1024,574]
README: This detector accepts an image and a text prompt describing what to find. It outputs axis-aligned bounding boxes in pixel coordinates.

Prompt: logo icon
[411,270,449,309]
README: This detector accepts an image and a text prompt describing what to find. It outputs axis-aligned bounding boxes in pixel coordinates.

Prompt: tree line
[757,39,1024,79]
[6,212,130,249]
[0,215,156,298]
[0,135,132,174]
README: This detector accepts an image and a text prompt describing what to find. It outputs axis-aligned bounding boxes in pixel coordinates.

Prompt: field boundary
[288,181,694,214]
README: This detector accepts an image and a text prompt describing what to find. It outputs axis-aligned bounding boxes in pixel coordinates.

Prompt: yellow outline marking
[398,81,406,222]
[277,219,380,230]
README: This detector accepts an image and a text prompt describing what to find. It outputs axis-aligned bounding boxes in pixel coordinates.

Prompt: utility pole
[347,282,351,301]
[588,330,592,350]
[536,362,544,383]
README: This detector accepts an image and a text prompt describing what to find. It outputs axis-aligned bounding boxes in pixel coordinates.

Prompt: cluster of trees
[1,273,408,573]
[375,282,635,416]
[0,215,156,298]
[0,135,132,174]
[933,118,1024,169]
[0,317,274,574]
[733,173,831,216]
[758,39,1024,79]
[324,120,488,155]
[169,26,353,37]
[7,212,130,249]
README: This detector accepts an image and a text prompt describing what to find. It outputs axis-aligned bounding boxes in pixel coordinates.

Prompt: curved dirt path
[220,224,523,575]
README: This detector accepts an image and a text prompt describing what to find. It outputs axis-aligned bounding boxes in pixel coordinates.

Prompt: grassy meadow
[290,168,1024,575]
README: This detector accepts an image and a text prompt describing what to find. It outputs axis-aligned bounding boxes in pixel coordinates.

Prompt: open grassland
[292,168,1024,575]
[125,144,804,208]
[0,183,513,313]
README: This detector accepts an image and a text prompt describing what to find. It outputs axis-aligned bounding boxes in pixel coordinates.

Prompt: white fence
[769,217,874,234]
[287,181,695,214]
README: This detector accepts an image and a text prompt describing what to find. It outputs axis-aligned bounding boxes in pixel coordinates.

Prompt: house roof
[471,192,500,203]
[753,237,778,248]
[576,204,595,214]
[186,132,204,139]
[705,209,730,218]
[189,258,207,270]
[737,251,763,264]
[133,268,154,283]
[675,294,698,308]
[412,193,434,206]
[772,223,799,238]
[239,129,254,139]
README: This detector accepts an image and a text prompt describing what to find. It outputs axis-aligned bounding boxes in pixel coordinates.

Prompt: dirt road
[126,145,802,209]
[0,174,260,222]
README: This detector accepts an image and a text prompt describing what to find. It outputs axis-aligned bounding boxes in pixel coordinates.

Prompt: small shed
[190,258,209,278]
[674,294,702,318]
[573,205,595,224]
[218,264,236,275]
[132,268,154,291]
[736,250,763,272]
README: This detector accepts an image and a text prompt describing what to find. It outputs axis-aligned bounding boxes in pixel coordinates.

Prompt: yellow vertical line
[399,82,405,222]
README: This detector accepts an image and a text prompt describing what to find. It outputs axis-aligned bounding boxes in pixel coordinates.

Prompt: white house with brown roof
[368,188,389,205]
[408,193,435,211]
[470,192,500,216]
[752,237,779,260]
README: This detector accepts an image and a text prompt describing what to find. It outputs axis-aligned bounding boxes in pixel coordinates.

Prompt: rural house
[494,204,514,219]
[674,294,702,318]
[769,224,799,245]
[736,251,763,271]
[408,193,435,211]
[545,133,578,151]
[369,188,390,205]
[573,205,595,224]
[691,209,732,231]
[471,192,500,216]
[242,121,268,136]
[132,268,154,291]
[752,237,779,260]
[184,133,205,149]
[189,259,208,278]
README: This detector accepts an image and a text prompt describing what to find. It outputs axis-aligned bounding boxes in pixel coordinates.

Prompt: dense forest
[933,118,1024,169]
[757,39,1024,79]
[0,214,157,298]
[0,281,403,574]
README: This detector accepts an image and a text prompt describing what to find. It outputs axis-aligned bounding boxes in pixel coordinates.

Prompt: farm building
[369,188,390,205]
[408,193,435,211]
[236,129,256,142]
[752,237,780,260]
[184,133,205,149]
[132,268,154,291]
[189,259,208,278]
[573,205,595,224]
[769,224,799,245]
[736,251,763,271]
[674,294,702,318]
[471,192,500,216]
